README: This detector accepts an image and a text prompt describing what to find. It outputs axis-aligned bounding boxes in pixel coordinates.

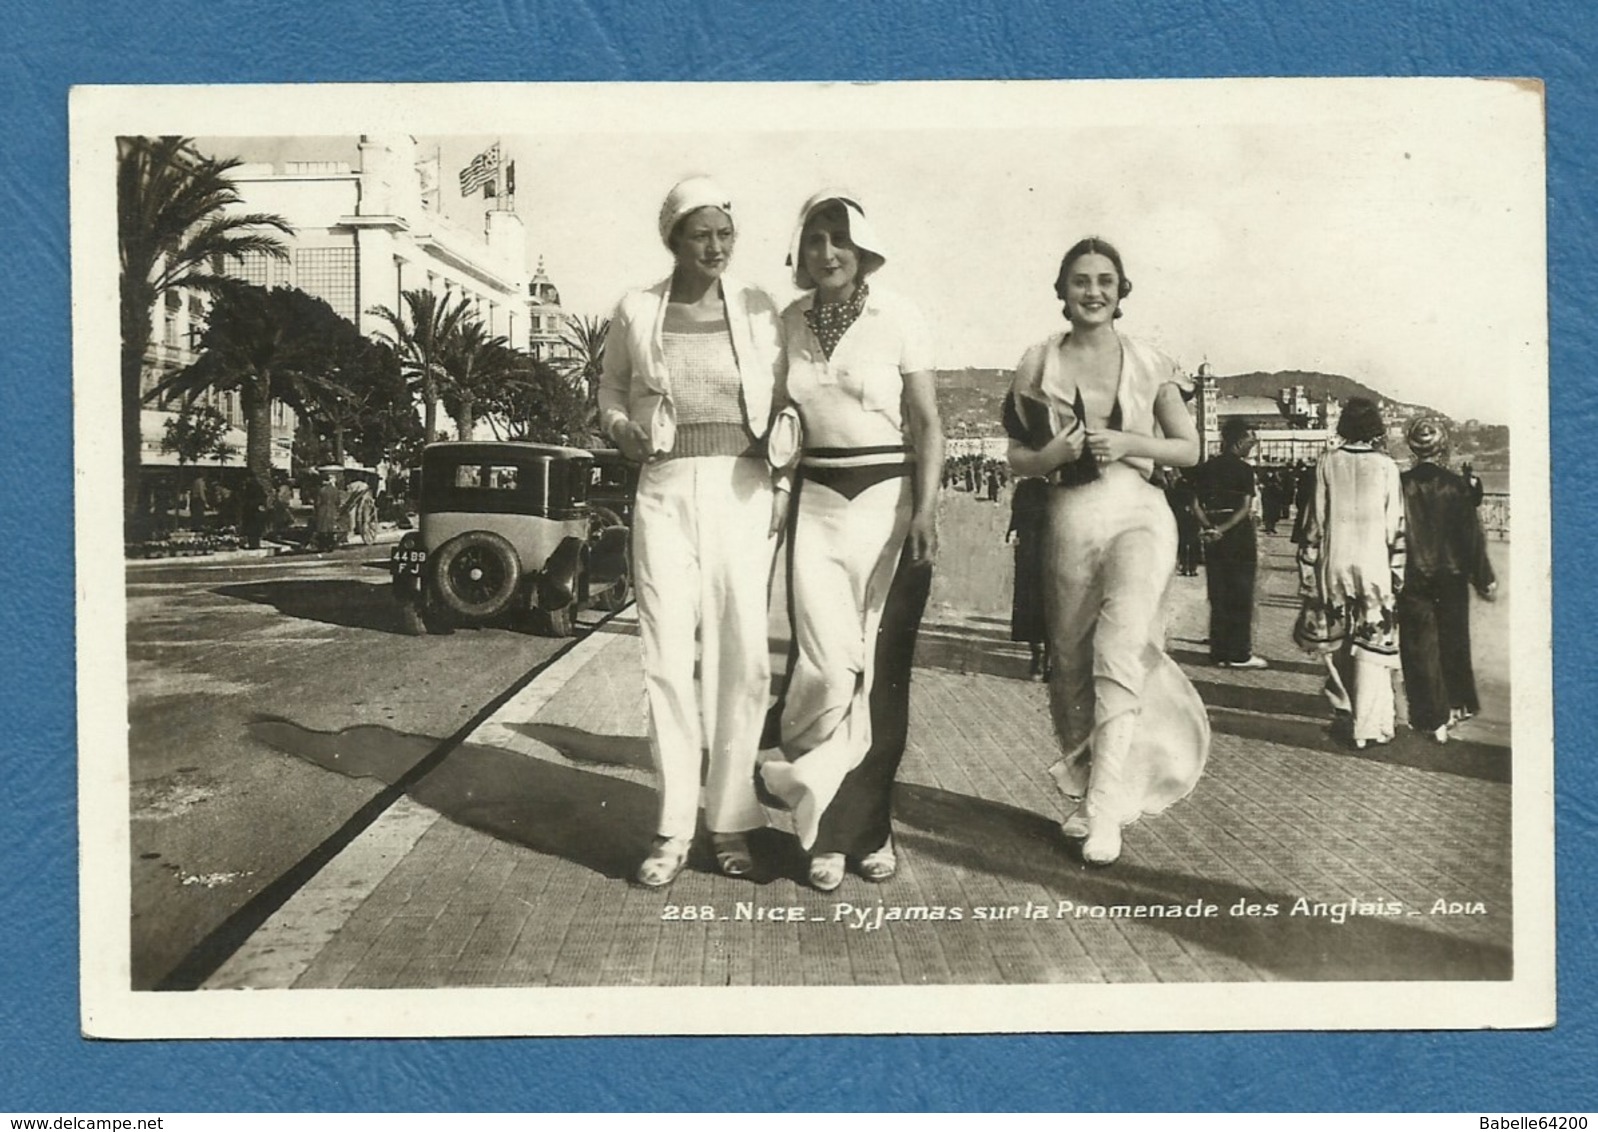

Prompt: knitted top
[661,304,758,458]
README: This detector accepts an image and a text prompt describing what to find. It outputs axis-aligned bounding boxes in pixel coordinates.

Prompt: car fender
[588,525,629,586]
[537,535,585,610]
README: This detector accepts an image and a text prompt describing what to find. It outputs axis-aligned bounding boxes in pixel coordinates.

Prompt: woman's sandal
[808,853,846,892]
[711,831,754,878]
[857,840,898,883]
[636,835,692,888]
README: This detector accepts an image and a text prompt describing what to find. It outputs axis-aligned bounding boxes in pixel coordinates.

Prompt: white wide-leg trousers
[632,455,776,840]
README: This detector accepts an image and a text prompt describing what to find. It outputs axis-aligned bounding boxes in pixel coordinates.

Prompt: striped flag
[458,143,501,196]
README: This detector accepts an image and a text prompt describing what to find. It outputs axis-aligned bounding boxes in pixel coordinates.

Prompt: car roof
[423,440,593,461]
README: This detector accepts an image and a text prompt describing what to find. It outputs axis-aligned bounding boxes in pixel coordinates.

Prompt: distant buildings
[1193,363,1342,463]
[138,135,573,476]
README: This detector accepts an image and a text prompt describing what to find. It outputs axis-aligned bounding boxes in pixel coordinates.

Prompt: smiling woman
[1005,236,1207,866]
[757,189,945,892]
[596,176,790,889]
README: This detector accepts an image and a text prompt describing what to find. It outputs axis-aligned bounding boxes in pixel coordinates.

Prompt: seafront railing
[1481,492,1510,540]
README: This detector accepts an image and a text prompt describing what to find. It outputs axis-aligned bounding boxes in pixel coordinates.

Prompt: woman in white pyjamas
[756,190,945,892]
[597,177,789,889]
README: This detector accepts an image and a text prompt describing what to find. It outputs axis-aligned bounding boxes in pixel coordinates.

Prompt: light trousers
[765,474,912,849]
[632,455,776,840]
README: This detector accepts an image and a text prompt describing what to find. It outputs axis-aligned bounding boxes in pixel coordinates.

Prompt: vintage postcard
[73,78,1552,1037]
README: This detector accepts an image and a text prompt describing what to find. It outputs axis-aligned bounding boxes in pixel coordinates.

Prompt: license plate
[391,547,427,576]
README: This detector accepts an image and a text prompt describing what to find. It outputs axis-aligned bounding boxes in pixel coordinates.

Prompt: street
[124,543,594,989]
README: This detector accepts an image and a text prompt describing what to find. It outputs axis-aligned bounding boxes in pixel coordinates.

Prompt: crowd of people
[1007,399,1497,756]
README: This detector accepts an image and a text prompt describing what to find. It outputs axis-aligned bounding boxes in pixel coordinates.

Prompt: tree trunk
[459,394,475,443]
[332,425,346,466]
[242,377,274,491]
[122,297,153,540]
[423,379,438,443]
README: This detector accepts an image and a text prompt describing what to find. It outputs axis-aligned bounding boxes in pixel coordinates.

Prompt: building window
[232,250,288,290]
[295,247,358,322]
[163,293,181,348]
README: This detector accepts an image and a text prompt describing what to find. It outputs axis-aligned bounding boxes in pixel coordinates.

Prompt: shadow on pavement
[891,781,1512,981]
[912,627,1033,681]
[1203,707,1511,784]
[1185,675,1329,720]
[247,718,818,889]
[214,579,408,634]
[1167,645,1328,679]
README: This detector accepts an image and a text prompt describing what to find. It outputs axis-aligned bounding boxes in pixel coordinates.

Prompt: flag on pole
[458,143,501,196]
[505,161,516,197]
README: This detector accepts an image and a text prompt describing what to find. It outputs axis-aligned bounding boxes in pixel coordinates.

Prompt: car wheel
[532,600,577,638]
[592,567,632,612]
[433,531,521,620]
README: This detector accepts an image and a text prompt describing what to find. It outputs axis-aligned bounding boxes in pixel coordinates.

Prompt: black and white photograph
[72,79,1552,1037]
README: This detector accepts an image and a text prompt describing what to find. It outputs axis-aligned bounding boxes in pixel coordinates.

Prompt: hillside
[933,366,1507,467]
[1219,370,1442,419]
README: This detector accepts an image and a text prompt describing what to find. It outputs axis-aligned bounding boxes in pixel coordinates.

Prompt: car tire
[432,531,521,621]
[587,507,632,613]
[532,600,577,638]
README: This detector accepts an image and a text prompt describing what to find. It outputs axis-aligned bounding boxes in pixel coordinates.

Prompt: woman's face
[672,207,735,284]
[800,207,861,298]
[1061,252,1121,326]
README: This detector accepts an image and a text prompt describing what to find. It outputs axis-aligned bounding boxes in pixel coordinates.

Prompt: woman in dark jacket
[1397,419,1497,741]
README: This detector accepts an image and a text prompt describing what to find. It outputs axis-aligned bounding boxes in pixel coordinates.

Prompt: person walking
[312,472,343,552]
[342,480,379,545]
[1293,397,1407,749]
[1398,419,1498,741]
[1004,236,1208,866]
[1007,475,1051,678]
[1166,466,1202,576]
[1194,419,1268,669]
[598,176,789,888]
[756,190,943,891]
[239,474,268,550]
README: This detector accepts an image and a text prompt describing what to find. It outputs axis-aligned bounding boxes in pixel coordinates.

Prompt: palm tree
[149,283,358,489]
[440,320,513,442]
[119,136,292,529]
[559,313,609,438]
[560,314,609,395]
[369,288,472,443]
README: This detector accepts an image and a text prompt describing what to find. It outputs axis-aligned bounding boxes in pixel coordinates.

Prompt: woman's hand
[1086,428,1132,467]
[612,420,653,464]
[907,511,938,566]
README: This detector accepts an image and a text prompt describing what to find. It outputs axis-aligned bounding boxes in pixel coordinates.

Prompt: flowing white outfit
[1294,442,1407,744]
[1008,331,1210,830]
[759,286,933,849]
[597,275,786,840]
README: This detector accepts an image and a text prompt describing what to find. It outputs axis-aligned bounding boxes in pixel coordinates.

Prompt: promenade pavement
[206,531,1514,991]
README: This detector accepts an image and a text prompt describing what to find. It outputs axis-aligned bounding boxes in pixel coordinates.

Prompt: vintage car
[391,441,630,637]
[586,446,640,529]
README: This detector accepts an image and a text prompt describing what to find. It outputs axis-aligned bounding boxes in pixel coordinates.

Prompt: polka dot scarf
[803,281,870,360]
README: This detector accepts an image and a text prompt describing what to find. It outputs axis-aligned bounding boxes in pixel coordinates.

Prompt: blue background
[3,0,1593,1113]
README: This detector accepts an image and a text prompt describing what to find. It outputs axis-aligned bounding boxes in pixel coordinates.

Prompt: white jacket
[597,274,785,455]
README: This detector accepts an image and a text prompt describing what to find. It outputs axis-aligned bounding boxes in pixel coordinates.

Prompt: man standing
[1194,419,1268,669]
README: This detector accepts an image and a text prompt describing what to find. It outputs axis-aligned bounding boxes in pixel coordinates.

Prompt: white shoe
[1081,819,1122,865]
[1432,725,1449,744]
[1060,810,1090,839]
[1222,656,1269,670]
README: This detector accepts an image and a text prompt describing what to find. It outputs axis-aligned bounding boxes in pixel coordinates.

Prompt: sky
[191,79,1545,424]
